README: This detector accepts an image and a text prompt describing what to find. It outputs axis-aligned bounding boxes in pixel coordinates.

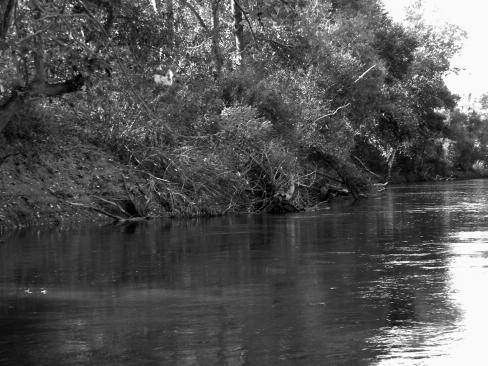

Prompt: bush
[2,101,51,142]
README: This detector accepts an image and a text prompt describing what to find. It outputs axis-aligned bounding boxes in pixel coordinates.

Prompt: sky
[381,0,488,100]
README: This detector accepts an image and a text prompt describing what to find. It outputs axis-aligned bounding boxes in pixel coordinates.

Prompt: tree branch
[310,65,377,127]
[352,155,381,178]
[256,35,292,50]
[354,64,376,84]
[31,73,86,97]
[66,201,126,220]
[81,0,115,34]
[0,74,86,133]
[180,0,209,33]
[234,0,257,44]
[312,103,351,125]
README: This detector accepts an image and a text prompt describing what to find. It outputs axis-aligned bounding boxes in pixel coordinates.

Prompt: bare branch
[354,64,376,84]
[0,74,86,133]
[180,0,209,32]
[352,155,381,178]
[312,103,351,125]
[66,201,125,220]
[15,27,50,44]
[80,0,116,34]
[309,65,377,128]
[234,0,257,44]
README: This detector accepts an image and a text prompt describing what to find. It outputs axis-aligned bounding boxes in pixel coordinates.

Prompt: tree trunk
[32,1,46,85]
[0,0,16,44]
[211,0,223,77]
[386,148,397,182]
[267,179,299,214]
[166,0,174,46]
[308,147,371,200]
[231,0,244,66]
[0,90,19,132]
[0,74,86,133]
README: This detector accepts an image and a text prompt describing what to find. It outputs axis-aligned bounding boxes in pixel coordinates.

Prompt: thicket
[1,0,487,217]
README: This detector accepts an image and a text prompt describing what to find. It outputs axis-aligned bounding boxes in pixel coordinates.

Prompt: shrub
[2,101,51,142]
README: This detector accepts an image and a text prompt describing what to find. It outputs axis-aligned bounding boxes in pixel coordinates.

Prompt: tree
[0,0,16,43]
[0,0,473,188]
[0,0,119,132]
[231,0,244,66]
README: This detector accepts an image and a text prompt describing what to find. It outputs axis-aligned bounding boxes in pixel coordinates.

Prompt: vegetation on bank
[1,0,488,228]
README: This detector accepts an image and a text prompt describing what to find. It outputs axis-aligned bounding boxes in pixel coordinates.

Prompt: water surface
[2,180,488,365]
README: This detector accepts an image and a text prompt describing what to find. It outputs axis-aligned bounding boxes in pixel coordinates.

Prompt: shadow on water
[2,180,488,364]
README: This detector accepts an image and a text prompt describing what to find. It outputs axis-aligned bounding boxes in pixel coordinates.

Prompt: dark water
[2,180,488,365]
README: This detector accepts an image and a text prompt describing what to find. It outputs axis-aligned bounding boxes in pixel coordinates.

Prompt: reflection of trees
[0,182,471,364]
[386,287,416,326]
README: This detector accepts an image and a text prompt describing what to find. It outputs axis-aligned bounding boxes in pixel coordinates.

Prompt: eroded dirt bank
[0,128,146,232]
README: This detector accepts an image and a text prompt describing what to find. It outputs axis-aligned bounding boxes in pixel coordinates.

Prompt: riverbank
[0,101,365,232]
[0,120,151,231]
[0,119,295,231]
[0,116,484,233]
[2,0,486,234]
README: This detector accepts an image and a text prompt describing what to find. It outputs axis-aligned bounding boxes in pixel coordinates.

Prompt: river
[1,180,488,365]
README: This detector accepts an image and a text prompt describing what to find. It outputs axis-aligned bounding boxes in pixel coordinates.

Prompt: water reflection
[1,180,488,364]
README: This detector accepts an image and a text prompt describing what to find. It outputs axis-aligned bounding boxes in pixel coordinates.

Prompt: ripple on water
[3,180,488,365]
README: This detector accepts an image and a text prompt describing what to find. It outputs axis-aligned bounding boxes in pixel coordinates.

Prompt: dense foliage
[1,0,486,216]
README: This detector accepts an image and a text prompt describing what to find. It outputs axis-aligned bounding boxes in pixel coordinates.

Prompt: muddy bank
[5,120,472,233]
[2,123,480,234]
[0,127,149,232]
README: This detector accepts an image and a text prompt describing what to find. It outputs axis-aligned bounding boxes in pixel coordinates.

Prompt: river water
[1,180,488,365]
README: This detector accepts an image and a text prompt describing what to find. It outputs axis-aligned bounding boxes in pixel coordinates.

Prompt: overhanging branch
[80,0,116,34]
[180,0,209,33]
[311,65,377,126]
[0,74,86,133]
[312,103,351,125]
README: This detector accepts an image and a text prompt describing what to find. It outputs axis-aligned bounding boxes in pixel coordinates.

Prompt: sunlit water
[2,180,488,365]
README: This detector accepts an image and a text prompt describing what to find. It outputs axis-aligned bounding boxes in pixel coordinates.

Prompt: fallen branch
[354,64,376,84]
[312,103,351,125]
[66,201,155,223]
[66,201,125,220]
[315,171,343,184]
[135,169,171,183]
[94,195,131,217]
[373,182,389,192]
[352,155,381,178]
[306,201,330,211]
